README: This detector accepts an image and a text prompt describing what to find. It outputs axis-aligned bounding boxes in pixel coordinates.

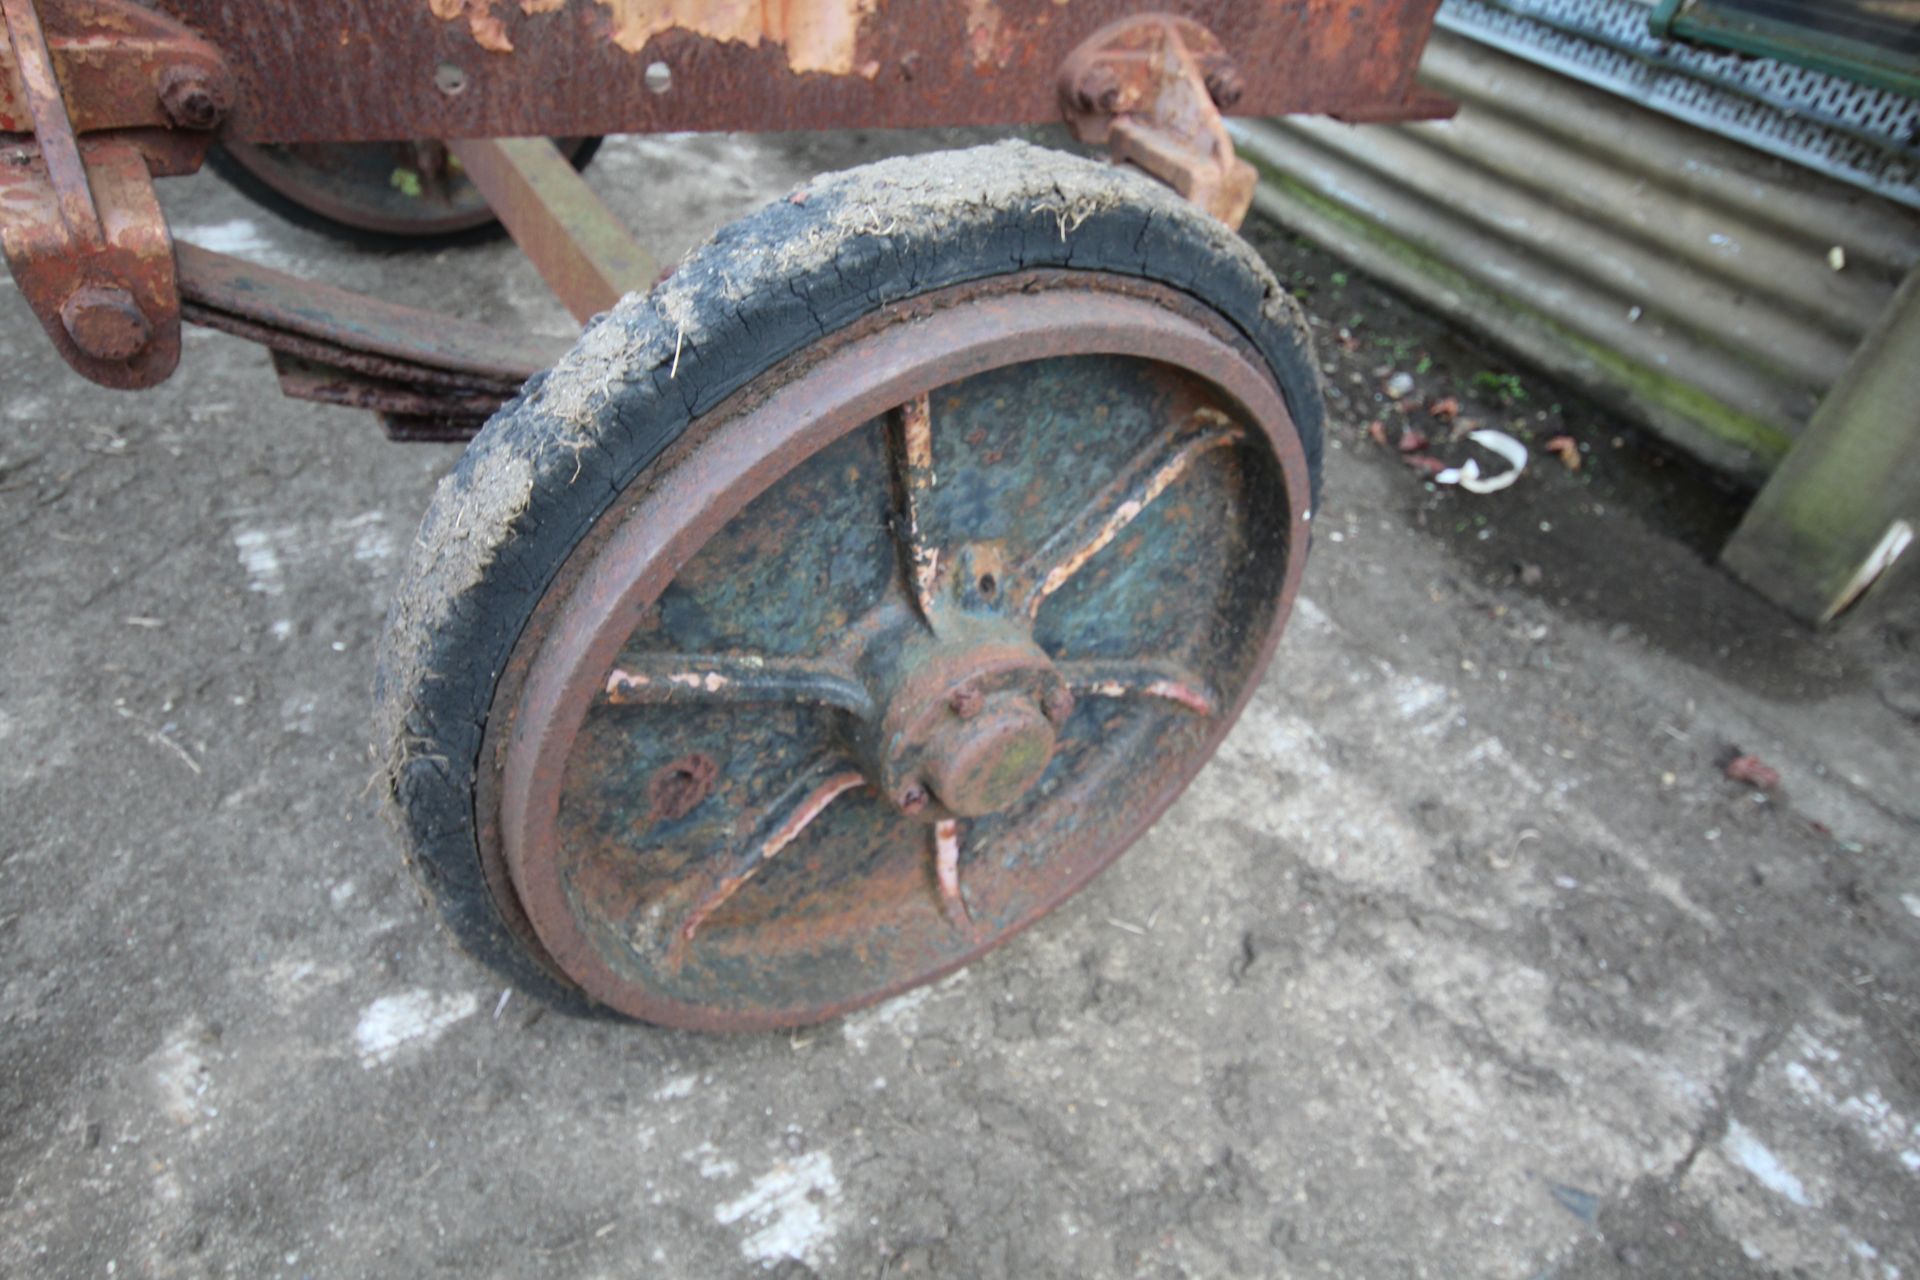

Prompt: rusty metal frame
[122,0,1447,144]
[1,0,230,387]
[4,0,1449,412]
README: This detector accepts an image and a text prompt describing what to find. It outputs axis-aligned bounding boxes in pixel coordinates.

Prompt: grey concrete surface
[3,131,1918,1279]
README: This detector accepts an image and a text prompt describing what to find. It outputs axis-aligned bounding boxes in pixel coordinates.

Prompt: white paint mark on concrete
[652,1073,698,1102]
[1289,593,1334,633]
[840,984,933,1051]
[715,1151,841,1269]
[264,958,350,1005]
[350,521,395,564]
[1901,893,1920,920]
[354,990,479,1068]
[1781,1033,1920,1174]
[1724,1120,1812,1207]
[281,695,317,735]
[1392,675,1453,735]
[5,393,49,421]
[232,513,392,599]
[1467,734,1719,929]
[233,529,285,595]
[690,1141,738,1180]
[151,1029,214,1129]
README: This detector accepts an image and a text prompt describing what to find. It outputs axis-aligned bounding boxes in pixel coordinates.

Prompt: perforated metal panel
[1438,0,1920,207]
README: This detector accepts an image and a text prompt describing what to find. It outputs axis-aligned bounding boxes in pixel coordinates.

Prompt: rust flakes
[963,0,1007,72]
[429,0,883,76]
[429,0,516,53]
[648,753,720,821]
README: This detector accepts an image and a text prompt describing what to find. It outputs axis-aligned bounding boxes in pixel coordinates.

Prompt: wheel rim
[483,272,1312,1029]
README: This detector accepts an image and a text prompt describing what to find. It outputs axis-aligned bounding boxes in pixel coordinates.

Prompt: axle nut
[895,783,930,815]
[61,285,151,362]
[158,66,227,131]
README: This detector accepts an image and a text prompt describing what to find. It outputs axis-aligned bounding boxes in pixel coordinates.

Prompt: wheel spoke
[1057,658,1219,716]
[887,392,942,626]
[669,759,869,961]
[1013,410,1245,618]
[603,653,874,719]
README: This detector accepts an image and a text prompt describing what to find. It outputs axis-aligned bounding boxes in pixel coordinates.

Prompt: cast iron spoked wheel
[376,142,1325,1030]
[210,137,603,247]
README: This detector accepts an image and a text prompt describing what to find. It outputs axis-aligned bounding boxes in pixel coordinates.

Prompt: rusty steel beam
[175,240,566,388]
[447,136,657,323]
[175,241,564,431]
[120,0,1446,144]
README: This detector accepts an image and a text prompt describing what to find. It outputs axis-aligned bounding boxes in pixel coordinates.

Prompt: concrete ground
[3,129,1918,1279]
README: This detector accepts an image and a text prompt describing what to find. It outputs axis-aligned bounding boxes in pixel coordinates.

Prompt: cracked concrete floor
[3,130,1918,1279]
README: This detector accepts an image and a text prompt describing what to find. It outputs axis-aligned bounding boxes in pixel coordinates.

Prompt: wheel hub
[924,696,1055,817]
[872,629,1070,819]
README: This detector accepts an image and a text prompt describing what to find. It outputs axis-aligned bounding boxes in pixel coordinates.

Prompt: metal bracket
[1058,15,1260,230]
[1,0,230,388]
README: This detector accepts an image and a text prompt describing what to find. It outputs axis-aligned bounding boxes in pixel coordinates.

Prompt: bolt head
[61,286,151,362]
[1203,62,1246,109]
[949,685,984,719]
[896,784,929,815]
[1042,687,1075,725]
[158,66,226,130]
[1073,64,1123,115]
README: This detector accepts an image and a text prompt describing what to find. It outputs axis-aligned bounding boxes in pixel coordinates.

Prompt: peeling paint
[963,0,1010,72]
[431,0,882,76]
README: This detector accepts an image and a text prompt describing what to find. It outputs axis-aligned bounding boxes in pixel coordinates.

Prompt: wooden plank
[1722,267,1920,624]
[448,138,657,324]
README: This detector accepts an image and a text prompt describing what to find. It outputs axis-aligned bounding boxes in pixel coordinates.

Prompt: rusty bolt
[1202,58,1246,109]
[158,66,226,131]
[1042,687,1076,725]
[61,286,151,362]
[895,783,929,815]
[1073,63,1124,115]
[949,685,984,719]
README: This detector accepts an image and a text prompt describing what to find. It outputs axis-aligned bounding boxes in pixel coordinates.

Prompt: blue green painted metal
[484,274,1315,1029]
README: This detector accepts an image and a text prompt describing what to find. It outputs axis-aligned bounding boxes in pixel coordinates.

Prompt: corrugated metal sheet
[1232,30,1920,485]
[1438,0,1920,207]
